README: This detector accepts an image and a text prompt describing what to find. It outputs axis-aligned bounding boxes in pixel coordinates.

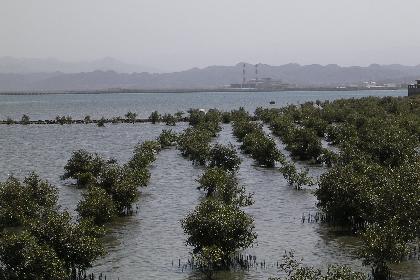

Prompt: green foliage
[0,231,68,280]
[259,104,347,164]
[197,167,252,207]
[55,115,72,125]
[0,175,105,279]
[195,120,221,137]
[182,199,256,266]
[317,148,338,167]
[279,163,314,190]
[313,97,420,278]
[148,110,161,124]
[285,127,323,161]
[76,186,117,225]
[316,158,383,226]
[177,127,213,165]
[241,131,282,167]
[24,172,59,210]
[230,107,251,122]
[205,109,223,124]
[111,116,122,124]
[162,113,176,126]
[301,116,328,138]
[64,140,159,219]
[0,173,58,228]
[208,144,241,171]
[174,111,184,120]
[221,111,232,123]
[21,114,30,125]
[317,154,420,230]
[62,149,106,187]
[269,115,295,142]
[180,110,254,271]
[90,163,149,215]
[266,111,323,162]
[28,211,105,273]
[5,116,14,125]
[232,117,287,168]
[187,109,222,136]
[128,140,161,169]
[359,222,408,280]
[355,118,418,167]
[254,97,420,277]
[255,107,282,123]
[97,117,106,127]
[232,120,261,140]
[325,123,358,145]
[125,111,137,123]
[192,245,225,272]
[188,109,206,126]
[84,115,91,123]
[98,165,141,213]
[269,251,367,280]
[158,129,178,148]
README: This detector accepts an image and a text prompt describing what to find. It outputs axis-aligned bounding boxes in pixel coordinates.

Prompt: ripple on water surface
[2,90,418,279]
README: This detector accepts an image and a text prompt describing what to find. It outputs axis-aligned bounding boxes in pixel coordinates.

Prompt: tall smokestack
[242,63,246,88]
[255,64,258,82]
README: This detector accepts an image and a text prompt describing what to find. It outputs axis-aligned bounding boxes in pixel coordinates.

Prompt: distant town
[0,59,418,94]
[227,63,405,91]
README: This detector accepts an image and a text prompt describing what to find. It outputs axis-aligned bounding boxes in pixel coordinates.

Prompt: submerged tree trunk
[372,262,391,280]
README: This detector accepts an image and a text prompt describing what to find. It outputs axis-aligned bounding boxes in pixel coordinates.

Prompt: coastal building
[229,64,290,90]
[408,80,420,96]
[229,78,289,90]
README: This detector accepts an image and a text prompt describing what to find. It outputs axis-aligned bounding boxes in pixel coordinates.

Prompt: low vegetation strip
[230,107,313,189]
[174,109,256,276]
[0,173,106,279]
[256,96,420,279]
[0,111,186,126]
[0,126,175,279]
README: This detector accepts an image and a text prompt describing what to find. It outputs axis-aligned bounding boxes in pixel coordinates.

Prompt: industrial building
[229,64,289,90]
[408,80,420,96]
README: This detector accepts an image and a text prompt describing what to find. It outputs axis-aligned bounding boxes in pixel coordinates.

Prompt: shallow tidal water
[2,90,419,279]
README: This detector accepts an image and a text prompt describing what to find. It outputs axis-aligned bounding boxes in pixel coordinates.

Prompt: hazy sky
[1,0,420,71]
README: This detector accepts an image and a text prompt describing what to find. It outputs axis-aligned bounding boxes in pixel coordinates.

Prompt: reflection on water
[2,90,417,279]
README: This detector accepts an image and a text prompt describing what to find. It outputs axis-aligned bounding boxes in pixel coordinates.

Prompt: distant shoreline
[0,87,406,96]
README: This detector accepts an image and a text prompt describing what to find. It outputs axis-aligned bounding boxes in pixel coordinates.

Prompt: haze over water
[2,0,420,71]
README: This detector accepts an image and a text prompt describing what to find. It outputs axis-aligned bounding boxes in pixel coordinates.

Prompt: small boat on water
[269,100,275,104]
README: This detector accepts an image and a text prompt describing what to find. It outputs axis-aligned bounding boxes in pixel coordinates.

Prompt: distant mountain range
[0,59,420,92]
[0,57,161,74]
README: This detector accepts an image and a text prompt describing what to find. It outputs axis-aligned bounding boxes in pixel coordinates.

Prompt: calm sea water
[2,90,418,280]
[0,90,407,120]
